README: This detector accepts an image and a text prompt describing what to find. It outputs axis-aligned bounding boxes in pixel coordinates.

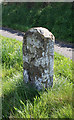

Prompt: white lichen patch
[34,57,46,68]
[49,56,54,76]
[32,27,54,39]
[23,70,29,83]
[23,55,29,63]
[23,55,34,63]
[35,80,42,91]
[42,52,45,57]
[27,36,41,48]
[42,72,49,82]
[29,28,37,33]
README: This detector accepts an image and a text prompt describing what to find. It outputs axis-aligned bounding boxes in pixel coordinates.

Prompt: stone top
[25,27,55,41]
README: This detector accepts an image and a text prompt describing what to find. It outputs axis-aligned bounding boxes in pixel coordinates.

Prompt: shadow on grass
[2,79,39,118]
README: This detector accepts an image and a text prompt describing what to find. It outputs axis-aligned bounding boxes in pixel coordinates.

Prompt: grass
[2,2,72,43]
[1,35,73,119]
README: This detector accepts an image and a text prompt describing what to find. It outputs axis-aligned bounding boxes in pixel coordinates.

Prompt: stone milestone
[23,27,55,90]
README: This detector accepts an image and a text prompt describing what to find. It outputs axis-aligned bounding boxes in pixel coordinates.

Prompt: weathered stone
[23,27,55,90]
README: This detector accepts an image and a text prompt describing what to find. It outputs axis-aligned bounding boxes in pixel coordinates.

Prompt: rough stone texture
[23,27,55,90]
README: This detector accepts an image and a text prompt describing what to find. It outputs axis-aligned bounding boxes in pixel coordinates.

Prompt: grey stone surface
[23,27,55,90]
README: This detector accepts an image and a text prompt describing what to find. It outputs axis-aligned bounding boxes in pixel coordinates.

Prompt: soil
[0,27,73,60]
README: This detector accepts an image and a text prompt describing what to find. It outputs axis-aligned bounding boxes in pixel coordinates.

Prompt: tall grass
[1,35,73,118]
[14,78,72,118]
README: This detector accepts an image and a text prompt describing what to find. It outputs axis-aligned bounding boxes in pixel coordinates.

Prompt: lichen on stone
[23,27,55,90]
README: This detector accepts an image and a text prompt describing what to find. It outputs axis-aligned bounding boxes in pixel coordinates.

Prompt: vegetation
[2,2,72,43]
[1,35,73,118]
